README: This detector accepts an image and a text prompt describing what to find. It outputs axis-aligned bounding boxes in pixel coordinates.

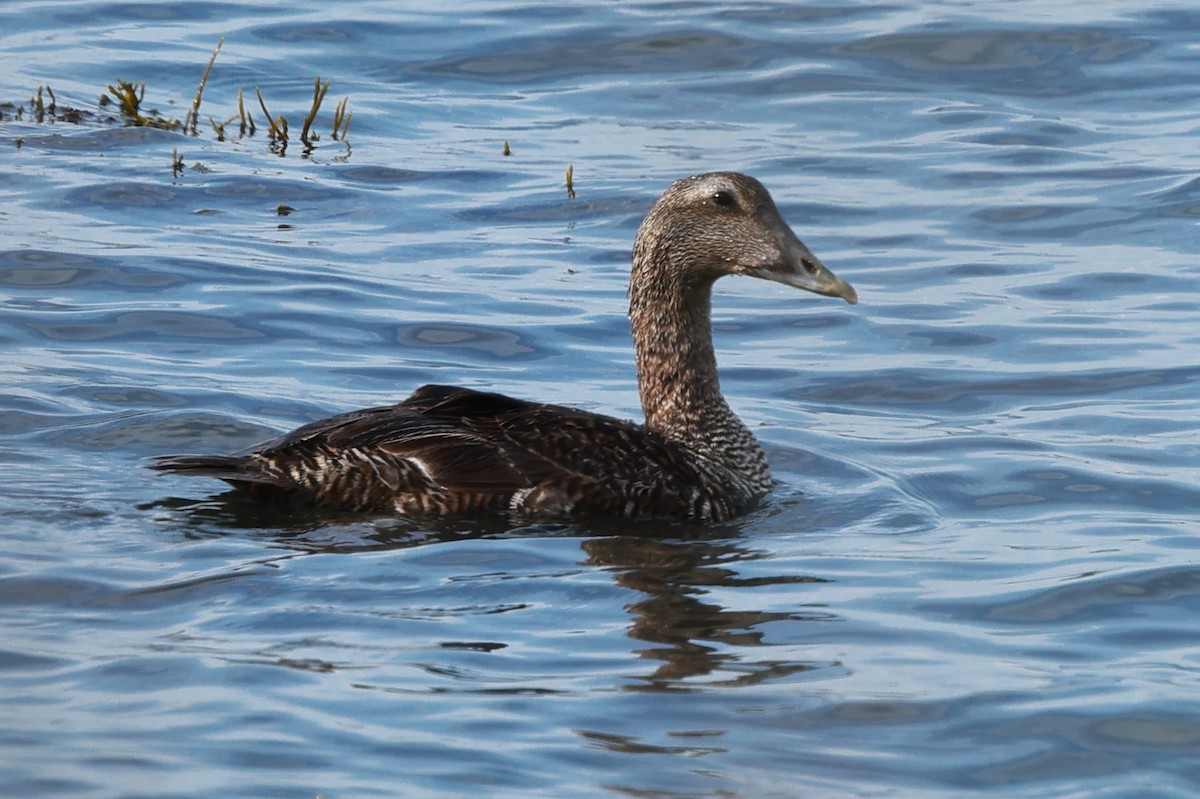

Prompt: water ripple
[3,1,1199,798]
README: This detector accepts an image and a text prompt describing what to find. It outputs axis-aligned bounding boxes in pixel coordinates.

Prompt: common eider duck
[152,172,857,523]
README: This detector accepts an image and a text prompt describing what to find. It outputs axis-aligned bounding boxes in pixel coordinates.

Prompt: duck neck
[628,268,768,482]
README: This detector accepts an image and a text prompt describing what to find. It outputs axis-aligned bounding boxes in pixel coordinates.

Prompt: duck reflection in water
[147,492,838,691]
[581,534,835,689]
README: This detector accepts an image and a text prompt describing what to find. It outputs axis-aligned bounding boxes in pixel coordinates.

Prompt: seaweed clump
[7,37,352,163]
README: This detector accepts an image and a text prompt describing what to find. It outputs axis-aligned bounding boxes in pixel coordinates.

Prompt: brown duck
[152,172,857,523]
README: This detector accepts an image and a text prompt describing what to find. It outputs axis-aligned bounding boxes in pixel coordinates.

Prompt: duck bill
[753,207,857,304]
[761,234,858,307]
[772,243,858,304]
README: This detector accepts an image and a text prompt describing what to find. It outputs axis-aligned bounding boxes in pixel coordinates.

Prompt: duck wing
[401,385,743,520]
[152,384,722,518]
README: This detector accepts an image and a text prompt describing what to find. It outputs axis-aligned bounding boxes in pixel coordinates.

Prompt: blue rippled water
[2,2,1198,797]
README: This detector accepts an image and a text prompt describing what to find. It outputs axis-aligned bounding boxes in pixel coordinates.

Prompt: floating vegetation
[172,147,184,177]
[209,113,232,142]
[35,84,54,120]
[6,39,350,163]
[5,85,87,125]
[565,163,576,199]
[254,87,288,150]
[331,96,351,141]
[299,77,329,148]
[107,79,182,129]
[236,88,255,137]
[183,37,223,136]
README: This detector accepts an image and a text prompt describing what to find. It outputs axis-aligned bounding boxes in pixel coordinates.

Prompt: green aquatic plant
[254,86,288,149]
[105,79,182,129]
[18,84,86,124]
[208,112,238,141]
[9,39,350,159]
[34,84,54,121]
[183,37,223,135]
[331,95,351,141]
[236,88,256,136]
[300,77,329,147]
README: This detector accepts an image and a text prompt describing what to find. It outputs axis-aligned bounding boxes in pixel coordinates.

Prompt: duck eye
[711,190,735,208]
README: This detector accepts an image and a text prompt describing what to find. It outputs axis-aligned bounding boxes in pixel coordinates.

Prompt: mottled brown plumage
[151,172,857,523]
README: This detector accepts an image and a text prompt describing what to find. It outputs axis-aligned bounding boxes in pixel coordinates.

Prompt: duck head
[631,171,857,305]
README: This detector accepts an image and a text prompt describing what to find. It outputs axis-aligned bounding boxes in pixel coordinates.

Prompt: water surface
[2,2,1199,797]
